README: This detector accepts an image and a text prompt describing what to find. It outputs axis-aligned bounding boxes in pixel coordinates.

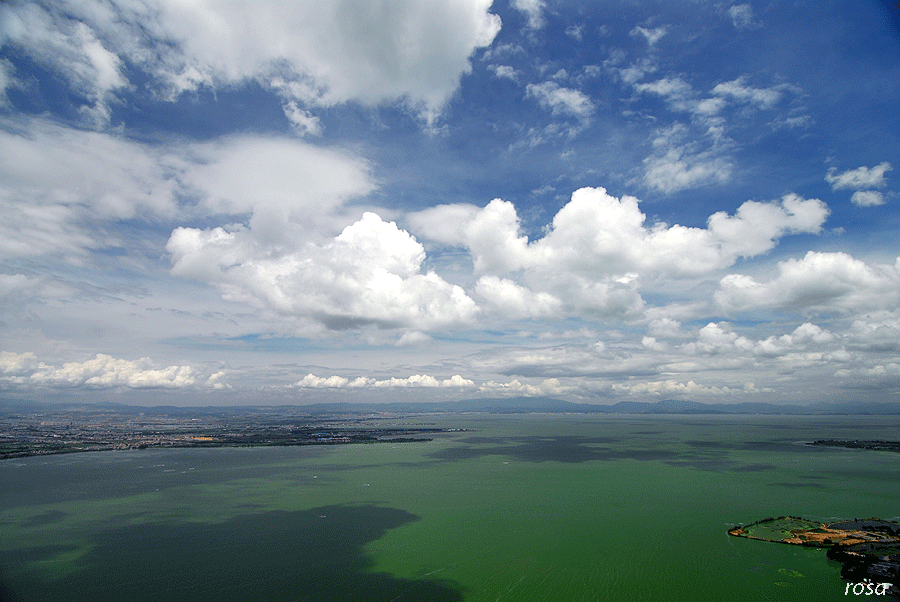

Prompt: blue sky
[1,0,898,406]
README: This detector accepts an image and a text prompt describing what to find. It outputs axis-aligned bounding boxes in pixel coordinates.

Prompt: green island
[808,440,900,452]
[729,517,900,598]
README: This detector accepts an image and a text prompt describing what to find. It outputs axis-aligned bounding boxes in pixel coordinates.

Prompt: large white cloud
[1,0,501,127]
[528,188,827,276]
[410,187,829,319]
[705,193,830,258]
[716,251,900,314]
[168,212,479,333]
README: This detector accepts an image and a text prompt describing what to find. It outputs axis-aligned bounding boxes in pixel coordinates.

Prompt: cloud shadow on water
[2,505,462,602]
[21,509,68,528]
[430,435,677,464]
[430,435,791,472]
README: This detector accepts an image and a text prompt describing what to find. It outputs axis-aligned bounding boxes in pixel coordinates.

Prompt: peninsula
[0,405,453,459]
[729,516,899,598]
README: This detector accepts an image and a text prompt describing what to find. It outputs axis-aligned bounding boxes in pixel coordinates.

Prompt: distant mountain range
[2,397,898,415]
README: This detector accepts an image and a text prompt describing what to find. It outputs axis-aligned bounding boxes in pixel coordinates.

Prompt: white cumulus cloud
[1,352,200,389]
[411,187,828,321]
[826,162,892,190]
[296,373,474,389]
[0,350,38,375]
[168,212,479,333]
[680,322,837,359]
[716,251,900,314]
[296,374,350,388]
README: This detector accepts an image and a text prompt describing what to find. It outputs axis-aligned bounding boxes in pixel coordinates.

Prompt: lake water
[1,414,898,601]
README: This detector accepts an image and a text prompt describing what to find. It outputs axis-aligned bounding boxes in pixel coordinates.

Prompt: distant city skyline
[1,0,898,405]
